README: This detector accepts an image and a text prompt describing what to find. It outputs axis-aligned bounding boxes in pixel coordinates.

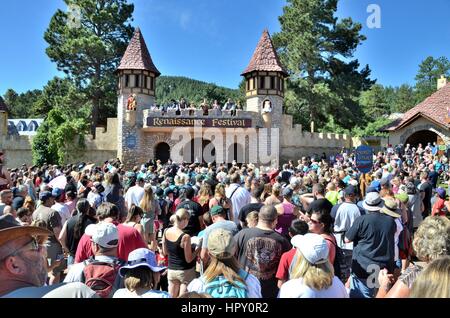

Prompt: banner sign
[356,145,373,173]
[147,117,252,128]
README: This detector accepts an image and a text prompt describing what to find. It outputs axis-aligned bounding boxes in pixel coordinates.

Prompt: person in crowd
[0,190,13,216]
[275,187,300,238]
[59,199,96,267]
[226,173,251,225]
[188,228,261,298]
[113,248,169,298]
[199,205,238,264]
[238,184,265,229]
[75,202,147,263]
[235,205,291,298]
[32,191,64,285]
[245,211,259,228]
[125,177,145,210]
[162,208,200,298]
[51,188,71,227]
[123,205,146,242]
[276,219,309,287]
[376,216,450,298]
[139,184,161,250]
[345,194,396,298]
[279,233,348,298]
[176,186,205,236]
[410,256,450,298]
[0,214,97,298]
[209,183,232,220]
[16,207,32,226]
[264,183,282,206]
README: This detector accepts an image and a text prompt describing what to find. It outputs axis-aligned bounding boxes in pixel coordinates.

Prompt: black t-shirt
[345,212,396,278]
[420,181,433,212]
[234,227,291,298]
[281,170,292,184]
[176,199,204,236]
[238,203,264,226]
[306,198,333,215]
[66,214,95,256]
[428,171,439,188]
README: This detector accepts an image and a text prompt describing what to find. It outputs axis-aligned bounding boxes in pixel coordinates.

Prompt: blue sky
[0,0,449,95]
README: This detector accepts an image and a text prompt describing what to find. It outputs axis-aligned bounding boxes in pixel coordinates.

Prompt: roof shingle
[385,83,450,131]
[242,30,288,76]
[117,28,160,76]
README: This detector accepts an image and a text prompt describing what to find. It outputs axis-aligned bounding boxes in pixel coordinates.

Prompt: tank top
[275,201,296,237]
[166,232,196,270]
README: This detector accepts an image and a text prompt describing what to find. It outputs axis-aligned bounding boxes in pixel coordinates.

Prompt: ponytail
[74,199,91,241]
[170,208,189,225]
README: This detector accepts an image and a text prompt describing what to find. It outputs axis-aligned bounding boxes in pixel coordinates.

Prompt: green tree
[32,81,91,165]
[414,56,450,104]
[3,89,42,118]
[359,84,390,118]
[32,77,74,116]
[272,0,374,129]
[393,84,415,113]
[44,0,134,137]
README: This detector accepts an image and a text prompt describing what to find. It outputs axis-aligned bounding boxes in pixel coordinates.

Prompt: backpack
[81,259,124,298]
[202,270,249,298]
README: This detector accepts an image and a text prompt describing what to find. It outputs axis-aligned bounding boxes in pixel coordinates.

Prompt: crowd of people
[0,143,449,298]
[149,98,243,116]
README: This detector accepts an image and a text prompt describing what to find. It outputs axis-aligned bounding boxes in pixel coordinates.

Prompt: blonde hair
[198,184,212,206]
[140,185,154,213]
[124,266,158,291]
[410,256,450,298]
[104,172,113,185]
[214,183,226,198]
[170,208,190,224]
[290,250,334,290]
[413,216,450,262]
[203,257,245,286]
[246,211,259,228]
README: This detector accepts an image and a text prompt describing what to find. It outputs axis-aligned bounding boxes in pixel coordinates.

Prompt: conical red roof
[242,30,288,76]
[118,28,160,76]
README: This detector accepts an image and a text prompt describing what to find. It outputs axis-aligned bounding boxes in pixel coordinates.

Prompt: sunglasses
[309,218,321,225]
[1,237,44,261]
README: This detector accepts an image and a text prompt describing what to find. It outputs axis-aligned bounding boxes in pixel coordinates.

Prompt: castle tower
[241,30,288,129]
[0,97,8,136]
[117,28,161,165]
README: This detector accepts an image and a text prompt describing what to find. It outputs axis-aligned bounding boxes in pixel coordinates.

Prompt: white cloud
[179,11,192,30]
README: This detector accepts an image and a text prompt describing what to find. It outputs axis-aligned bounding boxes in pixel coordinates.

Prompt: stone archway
[404,130,439,148]
[154,142,171,164]
[183,138,216,163]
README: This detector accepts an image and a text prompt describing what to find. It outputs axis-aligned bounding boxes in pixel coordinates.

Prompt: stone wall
[388,117,450,146]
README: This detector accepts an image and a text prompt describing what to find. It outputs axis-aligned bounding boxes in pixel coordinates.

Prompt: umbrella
[48,175,67,190]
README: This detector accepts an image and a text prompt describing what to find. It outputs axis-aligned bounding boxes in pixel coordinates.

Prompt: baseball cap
[366,186,379,194]
[380,178,390,187]
[0,214,51,247]
[51,188,63,198]
[39,191,53,202]
[207,229,236,260]
[210,205,225,217]
[85,223,119,248]
[436,187,446,199]
[119,248,166,277]
[291,233,329,265]
[344,185,357,196]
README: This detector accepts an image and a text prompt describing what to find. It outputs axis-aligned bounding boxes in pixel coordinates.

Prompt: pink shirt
[75,223,147,263]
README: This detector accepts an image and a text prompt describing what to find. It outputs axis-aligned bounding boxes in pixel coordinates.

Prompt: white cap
[85,223,119,248]
[291,233,329,265]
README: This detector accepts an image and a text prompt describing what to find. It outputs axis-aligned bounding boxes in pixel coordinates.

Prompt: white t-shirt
[113,288,170,298]
[226,184,251,225]
[279,277,349,298]
[334,202,361,250]
[394,218,403,262]
[124,185,145,208]
[188,272,262,298]
[52,202,71,226]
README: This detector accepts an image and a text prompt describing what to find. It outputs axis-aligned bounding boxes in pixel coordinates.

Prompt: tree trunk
[91,98,99,139]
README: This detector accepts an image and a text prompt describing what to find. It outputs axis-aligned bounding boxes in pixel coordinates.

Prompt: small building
[383,76,450,149]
